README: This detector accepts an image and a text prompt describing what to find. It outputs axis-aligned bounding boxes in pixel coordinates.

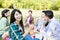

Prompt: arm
[29,24,40,35]
[23,24,33,37]
[23,24,35,37]
[5,26,9,30]
[0,18,7,31]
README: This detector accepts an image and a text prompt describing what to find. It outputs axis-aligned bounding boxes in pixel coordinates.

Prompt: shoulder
[10,22,17,27]
[50,18,60,26]
[48,21,56,30]
[10,23,14,26]
[31,16,34,19]
[1,17,7,21]
[10,22,18,30]
[0,17,7,24]
[10,22,16,28]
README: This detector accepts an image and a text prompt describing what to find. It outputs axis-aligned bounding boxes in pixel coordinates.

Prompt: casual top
[44,18,60,40]
[36,18,46,40]
[9,22,24,40]
[26,15,34,24]
[0,17,9,34]
[36,18,44,30]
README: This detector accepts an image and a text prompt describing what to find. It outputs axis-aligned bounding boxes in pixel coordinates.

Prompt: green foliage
[0,0,60,10]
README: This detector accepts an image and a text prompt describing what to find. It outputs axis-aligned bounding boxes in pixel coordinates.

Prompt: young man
[24,10,39,40]
[41,10,60,40]
[26,10,34,24]
[36,13,49,40]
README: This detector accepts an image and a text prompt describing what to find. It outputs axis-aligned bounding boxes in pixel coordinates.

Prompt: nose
[18,15,21,17]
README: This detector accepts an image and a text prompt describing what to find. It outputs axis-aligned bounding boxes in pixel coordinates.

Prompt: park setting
[0,0,60,22]
[0,0,60,40]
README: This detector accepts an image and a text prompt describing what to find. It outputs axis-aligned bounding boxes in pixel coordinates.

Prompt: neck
[29,14,32,16]
[48,19,51,22]
[15,21,20,25]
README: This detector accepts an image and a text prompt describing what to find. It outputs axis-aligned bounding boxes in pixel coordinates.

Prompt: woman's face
[14,11,22,22]
[5,11,10,17]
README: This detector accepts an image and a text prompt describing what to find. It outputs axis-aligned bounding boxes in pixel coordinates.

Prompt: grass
[0,9,60,40]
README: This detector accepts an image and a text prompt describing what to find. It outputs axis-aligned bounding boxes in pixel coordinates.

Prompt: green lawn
[0,9,60,40]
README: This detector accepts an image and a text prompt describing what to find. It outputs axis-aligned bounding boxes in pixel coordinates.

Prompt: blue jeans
[0,34,2,38]
[33,38,40,40]
[24,35,40,40]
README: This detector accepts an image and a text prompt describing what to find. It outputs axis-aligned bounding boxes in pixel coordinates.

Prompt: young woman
[9,9,32,40]
[0,9,10,39]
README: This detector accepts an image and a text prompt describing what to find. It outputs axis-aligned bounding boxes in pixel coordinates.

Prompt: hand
[2,32,9,39]
[23,24,33,37]
[24,23,29,27]
[5,26,9,30]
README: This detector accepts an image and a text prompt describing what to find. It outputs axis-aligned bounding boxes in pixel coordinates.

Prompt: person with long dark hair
[9,9,32,40]
[0,9,10,39]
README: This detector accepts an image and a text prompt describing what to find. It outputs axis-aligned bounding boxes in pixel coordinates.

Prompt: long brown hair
[10,9,24,33]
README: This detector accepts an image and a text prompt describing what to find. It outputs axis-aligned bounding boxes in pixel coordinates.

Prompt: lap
[24,34,40,40]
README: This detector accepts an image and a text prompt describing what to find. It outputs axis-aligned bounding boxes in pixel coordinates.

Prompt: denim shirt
[36,18,60,40]
[9,22,24,40]
[36,18,46,40]
[44,18,60,40]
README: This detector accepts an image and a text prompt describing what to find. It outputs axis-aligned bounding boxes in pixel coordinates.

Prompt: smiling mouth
[17,17,21,19]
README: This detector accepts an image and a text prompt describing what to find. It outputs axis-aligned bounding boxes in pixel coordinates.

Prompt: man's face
[41,13,49,22]
[28,12,32,15]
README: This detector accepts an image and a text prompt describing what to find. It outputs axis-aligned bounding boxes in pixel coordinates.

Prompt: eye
[15,12,19,16]
[16,14,18,16]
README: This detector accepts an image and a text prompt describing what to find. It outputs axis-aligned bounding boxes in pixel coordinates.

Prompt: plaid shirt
[9,22,24,40]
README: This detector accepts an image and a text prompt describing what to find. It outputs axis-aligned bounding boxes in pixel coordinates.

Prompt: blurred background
[0,0,60,23]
